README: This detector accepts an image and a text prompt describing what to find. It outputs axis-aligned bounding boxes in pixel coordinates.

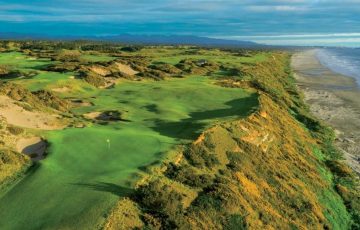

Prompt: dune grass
[81,54,116,62]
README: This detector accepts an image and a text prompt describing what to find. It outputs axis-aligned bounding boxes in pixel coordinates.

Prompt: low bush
[54,49,82,62]
[137,180,184,217]
[120,46,143,52]
[7,126,24,135]
[165,163,213,188]
[184,144,219,169]
[83,74,106,87]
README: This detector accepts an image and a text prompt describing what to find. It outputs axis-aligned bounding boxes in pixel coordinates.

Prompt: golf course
[0,43,358,229]
[0,50,258,229]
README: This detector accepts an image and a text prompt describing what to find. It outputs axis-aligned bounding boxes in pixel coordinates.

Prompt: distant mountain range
[0,33,263,48]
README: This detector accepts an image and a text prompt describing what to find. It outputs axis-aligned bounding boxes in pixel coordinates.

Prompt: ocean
[316,48,360,87]
[215,33,360,47]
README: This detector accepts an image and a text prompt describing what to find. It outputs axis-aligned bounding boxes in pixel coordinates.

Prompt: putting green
[0,53,258,229]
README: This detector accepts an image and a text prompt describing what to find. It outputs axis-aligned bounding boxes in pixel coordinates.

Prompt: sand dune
[0,95,65,130]
[114,62,138,76]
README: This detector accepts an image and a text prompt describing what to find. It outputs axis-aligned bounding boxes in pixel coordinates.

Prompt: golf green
[0,76,258,229]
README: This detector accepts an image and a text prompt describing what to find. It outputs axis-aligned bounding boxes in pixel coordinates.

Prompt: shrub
[0,65,22,79]
[224,214,247,230]
[54,50,82,62]
[226,151,243,171]
[184,144,219,169]
[7,126,24,135]
[325,160,353,178]
[83,74,106,87]
[0,64,11,75]
[137,180,184,217]
[120,46,143,52]
[33,90,71,112]
[165,163,213,188]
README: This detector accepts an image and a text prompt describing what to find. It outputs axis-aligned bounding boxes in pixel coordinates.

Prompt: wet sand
[292,49,360,175]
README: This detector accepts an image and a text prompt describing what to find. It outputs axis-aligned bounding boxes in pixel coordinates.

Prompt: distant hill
[93,34,261,48]
[0,33,262,48]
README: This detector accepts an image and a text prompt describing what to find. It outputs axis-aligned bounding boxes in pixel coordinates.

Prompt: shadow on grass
[72,182,134,197]
[151,95,258,140]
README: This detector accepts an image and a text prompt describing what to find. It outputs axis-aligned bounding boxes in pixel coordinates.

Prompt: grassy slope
[105,52,359,230]
[0,50,258,229]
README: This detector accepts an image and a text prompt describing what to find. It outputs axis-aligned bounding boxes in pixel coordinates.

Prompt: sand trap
[114,62,138,76]
[90,66,110,76]
[51,87,70,93]
[70,99,93,107]
[84,111,102,119]
[17,137,47,161]
[84,110,129,121]
[0,95,64,130]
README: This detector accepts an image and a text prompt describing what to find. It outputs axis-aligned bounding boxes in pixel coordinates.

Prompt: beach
[292,49,360,175]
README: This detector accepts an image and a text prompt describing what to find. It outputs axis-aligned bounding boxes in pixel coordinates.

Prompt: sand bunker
[114,62,138,76]
[90,66,110,76]
[51,87,70,93]
[0,95,65,130]
[70,99,93,107]
[16,137,47,161]
[84,110,129,122]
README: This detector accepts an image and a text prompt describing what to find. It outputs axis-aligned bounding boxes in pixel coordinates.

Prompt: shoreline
[292,49,360,175]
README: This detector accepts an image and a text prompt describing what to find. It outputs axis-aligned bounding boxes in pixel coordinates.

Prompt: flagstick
[106,139,110,149]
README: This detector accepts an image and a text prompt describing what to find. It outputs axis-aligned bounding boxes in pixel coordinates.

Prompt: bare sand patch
[70,99,93,107]
[90,66,110,76]
[114,62,138,76]
[16,137,47,161]
[51,87,70,93]
[83,110,128,121]
[84,111,102,120]
[0,95,65,130]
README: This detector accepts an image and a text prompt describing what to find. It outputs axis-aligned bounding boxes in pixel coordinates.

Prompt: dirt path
[292,49,360,175]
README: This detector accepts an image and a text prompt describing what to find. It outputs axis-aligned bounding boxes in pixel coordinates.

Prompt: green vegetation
[0,41,357,229]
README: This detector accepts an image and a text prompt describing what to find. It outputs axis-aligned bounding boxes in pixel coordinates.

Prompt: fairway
[0,69,258,229]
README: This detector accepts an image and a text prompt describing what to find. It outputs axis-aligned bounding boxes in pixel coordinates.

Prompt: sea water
[316,48,360,87]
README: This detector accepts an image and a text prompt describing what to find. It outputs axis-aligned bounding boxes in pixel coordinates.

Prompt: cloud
[0,0,359,36]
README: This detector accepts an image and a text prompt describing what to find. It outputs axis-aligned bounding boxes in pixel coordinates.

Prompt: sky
[1,0,360,46]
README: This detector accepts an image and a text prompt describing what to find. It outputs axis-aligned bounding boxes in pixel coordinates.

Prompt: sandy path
[292,49,360,175]
[0,95,64,130]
